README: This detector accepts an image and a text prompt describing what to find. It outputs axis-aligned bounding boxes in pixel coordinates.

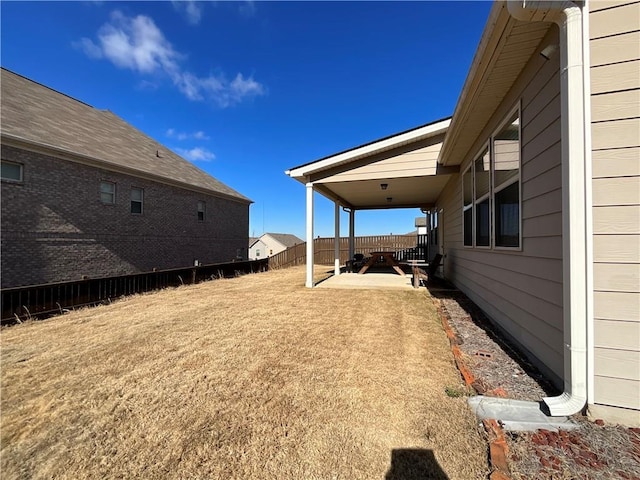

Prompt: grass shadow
[385,448,449,480]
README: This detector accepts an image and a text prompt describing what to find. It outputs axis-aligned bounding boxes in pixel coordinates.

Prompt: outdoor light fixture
[386,197,393,203]
[540,44,558,60]
[380,183,388,190]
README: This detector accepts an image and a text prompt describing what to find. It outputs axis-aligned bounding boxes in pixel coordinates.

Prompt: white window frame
[131,187,144,215]
[474,144,491,249]
[1,160,23,182]
[462,163,474,248]
[461,103,522,251]
[491,104,522,251]
[100,181,116,204]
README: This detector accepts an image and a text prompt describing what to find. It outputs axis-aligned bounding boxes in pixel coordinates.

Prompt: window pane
[100,182,114,194]
[475,198,490,246]
[100,181,115,204]
[131,188,143,214]
[474,148,490,199]
[495,182,520,247]
[131,188,143,201]
[197,201,205,221]
[494,114,520,188]
[1,161,22,181]
[463,168,473,206]
[463,207,473,246]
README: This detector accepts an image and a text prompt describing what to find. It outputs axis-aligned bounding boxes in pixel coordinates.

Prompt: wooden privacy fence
[1,259,268,325]
[268,234,423,269]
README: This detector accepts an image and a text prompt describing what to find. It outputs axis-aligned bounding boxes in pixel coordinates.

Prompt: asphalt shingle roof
[0,68,251,203]
[266,233,304,248]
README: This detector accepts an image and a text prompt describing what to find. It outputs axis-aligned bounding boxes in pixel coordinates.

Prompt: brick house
[1,68,252,288]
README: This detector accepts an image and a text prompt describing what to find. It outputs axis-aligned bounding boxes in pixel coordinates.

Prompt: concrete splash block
[468,396,579,432]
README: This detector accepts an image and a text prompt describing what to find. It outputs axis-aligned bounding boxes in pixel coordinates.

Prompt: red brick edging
[433,297,513,480]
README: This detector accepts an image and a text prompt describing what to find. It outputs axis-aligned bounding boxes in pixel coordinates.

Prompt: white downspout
[348,208,355,263]
[306,182,315,288]
[507,0,589,416]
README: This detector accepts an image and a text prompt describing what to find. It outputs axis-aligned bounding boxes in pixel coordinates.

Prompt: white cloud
[74,37,103,59]
[193,130,209,140]
[166,129,210,141]
[172,1,202,25]
[77,10,265,107]
[176,147,216,162]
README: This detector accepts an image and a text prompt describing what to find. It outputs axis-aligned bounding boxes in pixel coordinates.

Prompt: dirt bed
[430,285,640,480]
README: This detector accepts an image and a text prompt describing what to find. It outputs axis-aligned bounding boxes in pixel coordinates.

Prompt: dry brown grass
[1,266,488,479]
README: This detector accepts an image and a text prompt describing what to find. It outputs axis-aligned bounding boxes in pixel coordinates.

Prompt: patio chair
[346,253,366,273]
[411,253,443,287]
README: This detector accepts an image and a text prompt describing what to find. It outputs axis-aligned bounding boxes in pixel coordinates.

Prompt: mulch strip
[427,280,640,480]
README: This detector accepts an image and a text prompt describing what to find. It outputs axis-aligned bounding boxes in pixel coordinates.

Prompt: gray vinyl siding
[589,1,640,411]
[437,27,564,387]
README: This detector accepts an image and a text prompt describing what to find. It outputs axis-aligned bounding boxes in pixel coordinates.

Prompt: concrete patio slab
[315,272,417,290]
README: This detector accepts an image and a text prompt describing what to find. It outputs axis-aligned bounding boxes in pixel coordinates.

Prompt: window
[197,201,205,222]
[131,187,143,214]
[474,148,490,247]
[1,161,23,182]
[462,166,473,246]
[100,181,115,204]
[256,249,261,257]
[461,106,521,249]
[493,112,521,247]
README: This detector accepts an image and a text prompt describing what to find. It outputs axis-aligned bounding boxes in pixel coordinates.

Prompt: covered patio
[286,117,456,287]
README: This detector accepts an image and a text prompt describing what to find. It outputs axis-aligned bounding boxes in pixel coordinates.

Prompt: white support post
[334,202,341,276]
[305,182,314,288]
[348,209,355,263]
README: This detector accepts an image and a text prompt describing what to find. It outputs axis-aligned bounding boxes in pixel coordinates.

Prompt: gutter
[507,0,590,416]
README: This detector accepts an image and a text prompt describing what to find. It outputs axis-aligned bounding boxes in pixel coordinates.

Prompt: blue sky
[1,1,491,240]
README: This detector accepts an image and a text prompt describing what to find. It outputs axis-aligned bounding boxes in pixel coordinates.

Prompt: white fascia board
[286,118,451,180]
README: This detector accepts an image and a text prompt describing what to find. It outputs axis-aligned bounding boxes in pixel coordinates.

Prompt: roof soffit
[439,3,552,166]
[308,134,444,183]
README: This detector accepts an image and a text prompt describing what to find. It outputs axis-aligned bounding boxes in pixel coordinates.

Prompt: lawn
[1,266,488,479]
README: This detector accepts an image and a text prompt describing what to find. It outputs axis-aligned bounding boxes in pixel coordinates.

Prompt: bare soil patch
[1,266,488,479]
[430,284,640,480]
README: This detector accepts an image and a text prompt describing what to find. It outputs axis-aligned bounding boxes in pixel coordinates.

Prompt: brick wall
[1,145,250,287]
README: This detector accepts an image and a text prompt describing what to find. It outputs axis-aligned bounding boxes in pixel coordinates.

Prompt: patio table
[358,251,405,276]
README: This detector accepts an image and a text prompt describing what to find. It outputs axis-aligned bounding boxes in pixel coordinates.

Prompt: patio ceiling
[286,117,456,210]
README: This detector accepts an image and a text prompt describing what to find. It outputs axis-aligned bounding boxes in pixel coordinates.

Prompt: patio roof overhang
[286,117,455,210]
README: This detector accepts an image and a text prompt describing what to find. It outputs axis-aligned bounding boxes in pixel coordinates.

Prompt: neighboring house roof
[0,68,251,204]
[249,237,260,248]
[414,217,427,227]
[264,233,304,248]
